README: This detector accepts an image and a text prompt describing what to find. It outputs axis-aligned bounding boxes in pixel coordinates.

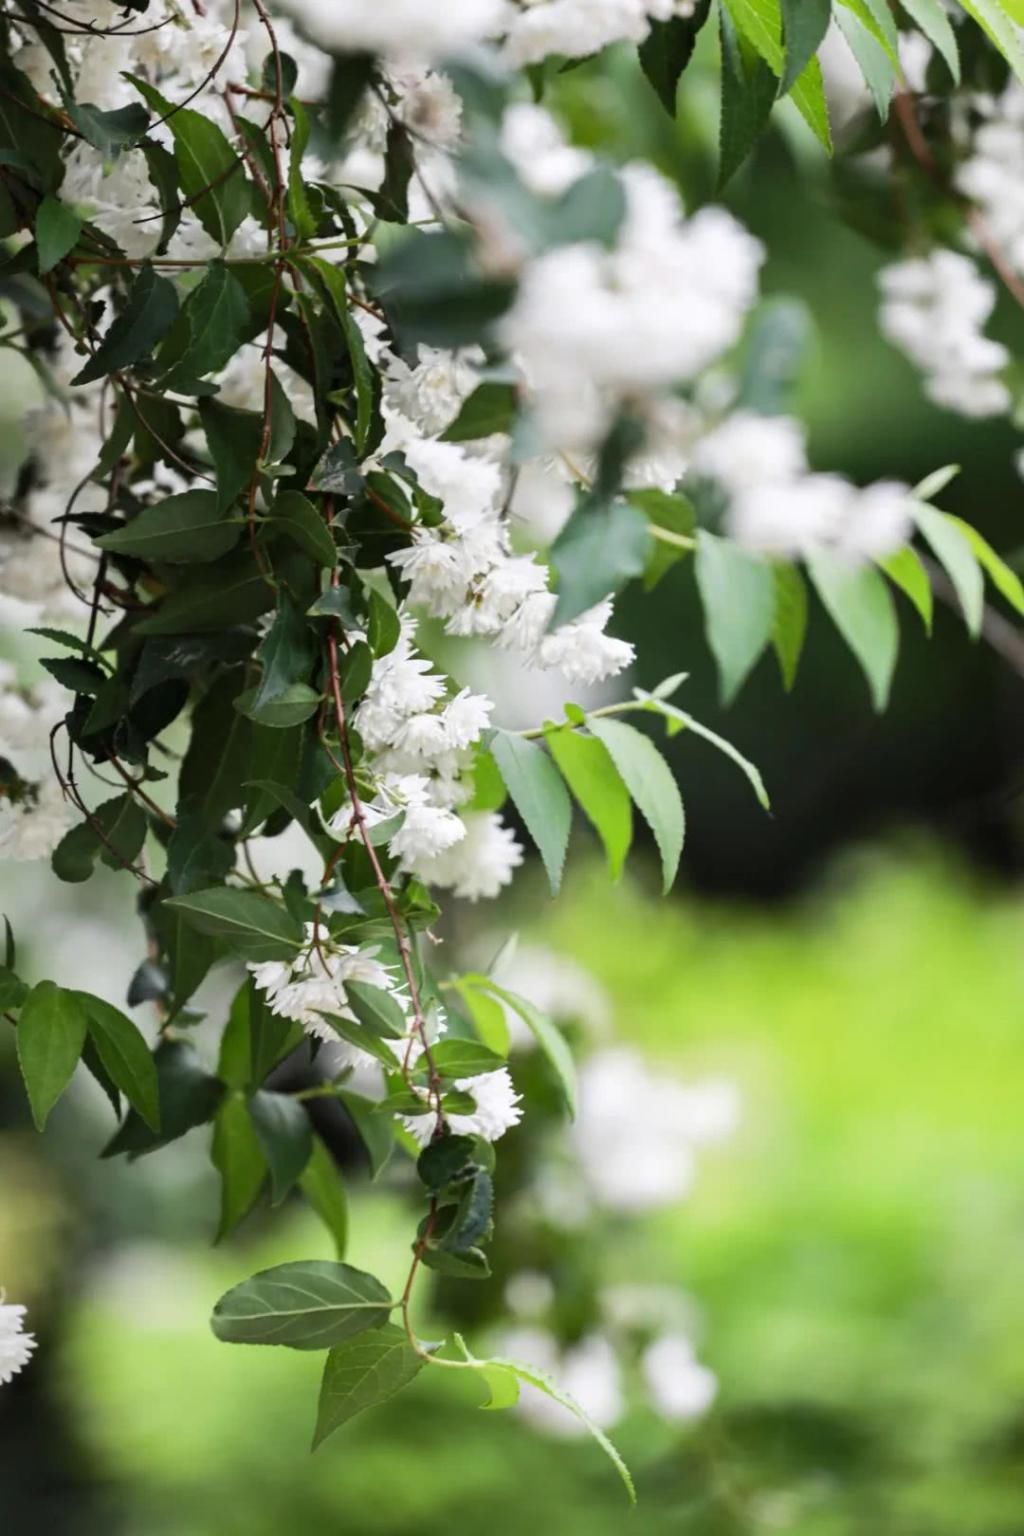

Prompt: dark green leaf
[66,100,149,157]
[299,1135,349,1256]
[98,489,241,563]
[163,887,303,963]
[417,1134,476,1191]
[103,1039,223,1157]
[551,498,652,627]
[36,195,81,274]
[135,552,276,634]
[639,1,712,113]
[270,490,337,566]
[16,981,87,1130]
[130,77,251,245]
[248,1089,313,1204]
[441,381,516,442]
[72,265,180,386]
[158,262,251,390]
[344,980,407,1040]
[212,1092,267,1241]
[211,1259,392,1349]
[780,0,831,94]
[719,3,778,187]
[430,1039,507,1079]
[0,965,28,1010]
[199,397,264,510]
[771,562,809,689]
[75,991,159,1131]
[314,1324,423,1447]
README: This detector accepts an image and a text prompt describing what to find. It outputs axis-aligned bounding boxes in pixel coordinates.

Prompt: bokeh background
[4,35,1024,1536]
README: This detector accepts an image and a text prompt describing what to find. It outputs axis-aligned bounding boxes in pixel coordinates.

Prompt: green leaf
[212,1092,267,1241]
[695,531,776,702]
[474,979,577,1118]
[199,398,264,510]
[638,694,771,811]
[771,561,808,689]
[914,504,983,637]
[248,1090,314,1205]
[639,1,712,113]
[808,552,899,710]
[265,369,296,468]
[723,0,833,148]
[834,4,896,117]
[163,888,303,963]
[441,381,517,442]
[588,718,684,891]
[66,100,150,157]
[158,262,251,390]
[720,1,780,185]
[211,1260,392,1349]
[417,1133,476,1191]
[244,590,318,727]
[898,0,960,80]
[72,265,179,386]
[439,1168,494,1253]
[130,76,251,244]
[75,991,160,1132]
[135,553,276,635]
[738,297,815,416]
[878,546,933,632]
[51,795,147,883]
[838,0,900,58]
[780,0,831,93]
[36,195,81,274]
[103,1039,223,1158]
[299,1135,349,1257]
[945,516,1024,616]
[454,981,510,1056]
[485,1354,635,1503]
[430,1040,507,1078]
[489,731,572,895]
[16,981,88,1130]
[545,725,633,880]
[957,0,1024,82]
[550,498,652,627]
[287,97,318,239]
[344,980,408,1040]
[270,490,337,566]
[0,965,28,1010]
[475,1362,521,1411]
[314,1324,424,1448]
[339,1088,395,1178]
[97,490,241,564]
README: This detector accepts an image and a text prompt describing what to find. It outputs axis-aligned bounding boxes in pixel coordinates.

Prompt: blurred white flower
[0,1300,36,1385]
[642,1333,718,1421]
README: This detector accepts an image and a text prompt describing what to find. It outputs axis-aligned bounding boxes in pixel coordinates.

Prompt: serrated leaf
[723,0,833,148]
[834,4,896,117]
[72,264,179,386]
[588,717,685,890]
[441,381,517,442]
[270,490,337,566]
[878,546,933,631]
[16,981,87,1130]
[0,965,27,1010]
[695,531,776,702]
[545,725,632,880]
[456,981,510,1056]
[898,0,960,81]
[808,552,899,709]
[344,980,408,1040]
[771,561,808,689]
[314,1324,423,1447]
[130,76,251,244]
[638,694,771,810]
[36,195,81,274]
[248,1089,313,1204]
[914,504,983,637]
[838,0,900,59]
[158,262,251,390]
[430,1039,507,1078]
[135,553,275,635]
[721,0,777,185]
[211,1259,392,1349]
[489,731,571,895]
[639,1,713,112]
[103,1039,223,1158]
[780,0,831,94]
[551,497,652,628]
[97,490,241,563]
[198,397,264,510]
[945,517,1024,616]
[957,0,1024,82]
[473,979,576,1118]
[212,1093,267,1241]
[67,100,150,157]
[300,1135,349,1257]
[163,888,303,963]
[75,991,159,1131]
[339,1088,395,1178]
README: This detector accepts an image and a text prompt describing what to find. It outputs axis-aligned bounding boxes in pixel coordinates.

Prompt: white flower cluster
[957,83,1024,280]
[0,1299,36,1386]
[878,250,1011,419]
[573,1047,739,1212]
[0,663,69,862]
[503,0,701,67]
[693,412,914,562]
[248,927,522,1143]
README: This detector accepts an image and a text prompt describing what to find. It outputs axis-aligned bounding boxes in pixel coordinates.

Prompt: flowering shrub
[2,0,1024,1498]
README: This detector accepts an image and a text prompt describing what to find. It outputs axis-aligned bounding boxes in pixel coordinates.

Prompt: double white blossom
[0,1300,36,1386]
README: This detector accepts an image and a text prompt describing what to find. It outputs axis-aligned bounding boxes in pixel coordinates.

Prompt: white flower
[401,438,504,529]
[500,103,594,197]
[535,601,635,684]
[441,689,494,750]
[403,1064,523,1144]
[956,83,1024,280]
[692,412,807,496]
[504,0,667,66]
[0,1300,36,1386]
[878,251,1010,419]
[728,474,913,562]
[572,1048,740,1212]
[273,0,509,59]
[248,929,404,1048]
[385,345,481,436]
[412,811,524,900]
[0,779,70,863]
[389,800,467,863]
[642,1334,718,1422]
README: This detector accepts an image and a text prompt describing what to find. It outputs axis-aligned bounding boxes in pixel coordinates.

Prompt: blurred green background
[5,36,1024,1536]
